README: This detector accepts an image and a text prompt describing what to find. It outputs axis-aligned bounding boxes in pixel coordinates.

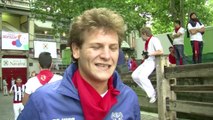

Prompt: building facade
[0,0,67,90]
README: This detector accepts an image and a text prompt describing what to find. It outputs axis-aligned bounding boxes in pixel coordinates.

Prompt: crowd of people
[17,8,141,120]
[0,8,205,120]
[2,52,63,120]
[169,12,205,65]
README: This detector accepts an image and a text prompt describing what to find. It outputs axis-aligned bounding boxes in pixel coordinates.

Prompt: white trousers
[131,60,156,98]
[3,86,8,95]
[13,103,24,120]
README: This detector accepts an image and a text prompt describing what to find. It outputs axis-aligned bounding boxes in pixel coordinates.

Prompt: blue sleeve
[17,97,40,120]
[134,95,141,120]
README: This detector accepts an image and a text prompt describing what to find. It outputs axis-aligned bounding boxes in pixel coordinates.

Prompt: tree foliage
[31,0,213,36]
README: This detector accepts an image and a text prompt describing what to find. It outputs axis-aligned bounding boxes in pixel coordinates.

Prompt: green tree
[150,0,213,34]
[31,0,213,36]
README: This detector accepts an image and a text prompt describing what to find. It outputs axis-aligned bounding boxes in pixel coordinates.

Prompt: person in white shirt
[11,77,15,87]
[3,77,8,96]
[22,52,62,105]
[187,12,205,64]
[9,77,25,120]
[172,20,187,65]
[131,27,163,103]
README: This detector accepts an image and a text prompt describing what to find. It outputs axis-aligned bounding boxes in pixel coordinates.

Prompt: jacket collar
[56,63,124,100]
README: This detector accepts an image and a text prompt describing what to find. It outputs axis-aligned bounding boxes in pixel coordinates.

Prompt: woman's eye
[92,46,100,50]
[111,46,118,51]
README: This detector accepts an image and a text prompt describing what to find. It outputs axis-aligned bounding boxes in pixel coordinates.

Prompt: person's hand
[142,51,149,59]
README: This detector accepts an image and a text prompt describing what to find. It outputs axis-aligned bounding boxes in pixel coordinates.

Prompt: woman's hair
[140,27,152,37]
[174,20,181,25]
[189,12,196,19]
[68,8,125,61]
[38,52,52,69]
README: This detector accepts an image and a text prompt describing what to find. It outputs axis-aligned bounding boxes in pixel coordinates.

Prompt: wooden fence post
[169,78,177,119]
[156,56,176,120]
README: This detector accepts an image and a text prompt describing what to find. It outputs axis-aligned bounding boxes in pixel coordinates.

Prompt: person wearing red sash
[131,27,163,103]
[18,8,140,120]
[22,52,62,105]
[9,77,25,120]
[187,12,205,64]
[172,20,186,65]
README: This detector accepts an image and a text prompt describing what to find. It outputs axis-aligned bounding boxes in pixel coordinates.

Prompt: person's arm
[198,26,205,33]
[22,93,30,105]
[189,27,205,35]
[23,78,32,105]
[9,85,14,95]
[18,96,40,120]
[188,23,205,35]
[149,49,163,56]
[173,28,185,39]
[149,38,164,56]
[189,28,198,35]
[188,23,197,35]
[173,32,182,38]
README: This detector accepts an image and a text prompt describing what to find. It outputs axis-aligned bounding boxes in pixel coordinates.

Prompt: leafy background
[31,0,213,37]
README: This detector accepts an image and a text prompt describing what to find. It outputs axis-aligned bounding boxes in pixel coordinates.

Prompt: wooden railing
[121,56,213,120]
[156,56,213,119]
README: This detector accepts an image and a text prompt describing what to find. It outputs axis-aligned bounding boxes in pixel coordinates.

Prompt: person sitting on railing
[131,27,163,103]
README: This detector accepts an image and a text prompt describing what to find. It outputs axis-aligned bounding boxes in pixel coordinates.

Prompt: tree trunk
[170,0,176,21]
[180,0,185,28]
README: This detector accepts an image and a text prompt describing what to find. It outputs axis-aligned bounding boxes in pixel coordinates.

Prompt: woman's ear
[71,43,80,59]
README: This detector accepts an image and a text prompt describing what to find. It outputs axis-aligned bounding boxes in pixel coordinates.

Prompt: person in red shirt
[130,56,138,71]
[168,46,176,64]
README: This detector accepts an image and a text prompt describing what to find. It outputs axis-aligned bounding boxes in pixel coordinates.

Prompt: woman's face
[72,28,119,86]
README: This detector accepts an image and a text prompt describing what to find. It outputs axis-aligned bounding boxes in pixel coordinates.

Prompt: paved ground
[0,92,14,120]
[0,92,159,120]
[141,111,158,120]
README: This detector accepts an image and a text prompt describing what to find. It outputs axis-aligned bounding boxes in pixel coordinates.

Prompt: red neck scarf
[37,70,54,85]
[72,70,120,120]
[145,36,152,51]
[175,26,181,33]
